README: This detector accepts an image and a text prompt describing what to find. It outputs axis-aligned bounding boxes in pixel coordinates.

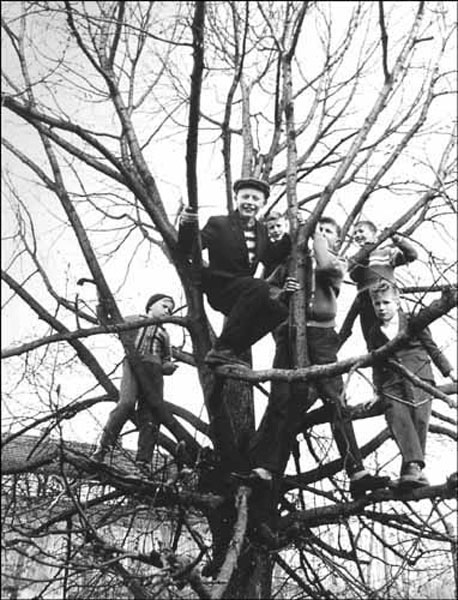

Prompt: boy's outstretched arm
[391,234,418,266]
[417,327,454,378]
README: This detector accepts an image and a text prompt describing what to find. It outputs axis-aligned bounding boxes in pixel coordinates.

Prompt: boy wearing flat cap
[179,177,293,367]
[92,293,177,475]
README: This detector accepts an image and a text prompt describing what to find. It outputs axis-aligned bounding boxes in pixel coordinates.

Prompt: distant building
[1,434,203,599]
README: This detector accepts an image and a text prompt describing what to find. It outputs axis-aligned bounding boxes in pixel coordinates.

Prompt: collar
[380,311,400,339]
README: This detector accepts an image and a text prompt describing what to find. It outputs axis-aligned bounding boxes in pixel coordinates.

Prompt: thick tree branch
[213,288,457,383]
[211,486,251,600]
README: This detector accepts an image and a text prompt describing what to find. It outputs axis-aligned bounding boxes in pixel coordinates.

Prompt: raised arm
[178,207,200,256]
[314,231,345,284]
[391,234,418,266]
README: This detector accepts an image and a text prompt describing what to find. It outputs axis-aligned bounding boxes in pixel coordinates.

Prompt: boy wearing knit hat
[92,293,177,476]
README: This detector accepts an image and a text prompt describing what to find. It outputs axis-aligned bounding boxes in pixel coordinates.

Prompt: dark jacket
[179,211,291,282]
[367,310,452,401]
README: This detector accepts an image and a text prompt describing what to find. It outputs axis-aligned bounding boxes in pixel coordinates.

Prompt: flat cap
[233,177,270,199]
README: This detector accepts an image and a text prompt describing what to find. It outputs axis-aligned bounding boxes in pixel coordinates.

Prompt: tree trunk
[225,546,273,599]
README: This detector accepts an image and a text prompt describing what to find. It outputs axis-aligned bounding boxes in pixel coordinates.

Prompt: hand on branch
[162,361,178,376]
[448,369,457,383]
[390,233,404,245]
[180,207,199,225]
[282,277,301,295]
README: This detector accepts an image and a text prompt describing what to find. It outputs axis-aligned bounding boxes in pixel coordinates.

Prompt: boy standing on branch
[367,280,456,488]
[92,293,178,476]
[178,178,293,367]
[247,217,390,498]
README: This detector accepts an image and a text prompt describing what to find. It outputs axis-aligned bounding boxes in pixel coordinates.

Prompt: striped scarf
[243,224,256,265]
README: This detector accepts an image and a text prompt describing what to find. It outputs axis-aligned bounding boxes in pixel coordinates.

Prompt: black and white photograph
[1,2,457,598]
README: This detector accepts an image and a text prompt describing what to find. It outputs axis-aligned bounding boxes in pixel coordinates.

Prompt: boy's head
[317,216,341,250]
[369,281,400,324]
[353,220,377,246]
[145,293,175,317]
[233,178,270,221]
[264,211,286,241]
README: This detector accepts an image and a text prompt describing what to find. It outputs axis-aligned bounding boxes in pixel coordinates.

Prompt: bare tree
[2,2,457,599]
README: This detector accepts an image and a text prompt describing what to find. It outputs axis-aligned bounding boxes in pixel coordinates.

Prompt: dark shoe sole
[230,471,273,486]
[350,476,391,498]
[397,478,428,490]
[205,356,250,368]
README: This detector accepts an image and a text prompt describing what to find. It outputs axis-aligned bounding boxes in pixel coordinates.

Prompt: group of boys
[92,177,456,496]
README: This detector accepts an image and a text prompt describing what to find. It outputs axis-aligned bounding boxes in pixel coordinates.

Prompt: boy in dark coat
[367,280,456,488]
[248,217,390,498]
[342,220,418,348]
[178,178,291,367]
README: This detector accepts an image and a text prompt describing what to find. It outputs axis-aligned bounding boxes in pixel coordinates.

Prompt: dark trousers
[338,290,376,350]
[307,327,364,476]
[358,291,377,348]
[381,386,431,469]
[249,322,302,474]
[206,276,289,354]
[249,326,365,476]
[100,359,163,463]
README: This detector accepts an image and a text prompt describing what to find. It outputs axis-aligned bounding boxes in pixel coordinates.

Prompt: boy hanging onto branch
[340,220,418,348]
[178,177,292,368]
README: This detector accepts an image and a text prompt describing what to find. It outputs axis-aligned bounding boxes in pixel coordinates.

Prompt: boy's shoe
[418,472,430,486]
[350,473,391,499]
[398,462,428,489]
[204,348,250,368]
[446,472,457,491]
[231,467,273,486]
[90,445,108,463]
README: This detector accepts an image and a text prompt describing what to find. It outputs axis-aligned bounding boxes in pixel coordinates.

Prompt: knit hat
[233,177,270,199]
[145,293,175,313]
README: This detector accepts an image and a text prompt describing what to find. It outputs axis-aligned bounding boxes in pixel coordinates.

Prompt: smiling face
[266,217,286,242]
[371,290,399,324]
[317,220,339,250]
[148,297,175,318]
[235,187,266,223]
[353,222,376,246]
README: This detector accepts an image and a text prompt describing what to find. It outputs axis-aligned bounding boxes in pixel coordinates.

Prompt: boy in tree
[264,211,287,243]
[367,280,456,488]
[341,220,418,348]
[178,178,292,367]
[92,293,177,476]
[247,217,390,499]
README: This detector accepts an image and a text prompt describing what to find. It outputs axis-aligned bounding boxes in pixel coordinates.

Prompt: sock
[350,469,369,481]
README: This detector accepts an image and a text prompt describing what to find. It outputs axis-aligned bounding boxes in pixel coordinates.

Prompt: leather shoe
[398,462,428,489]
[231,468,273,485]
[350,473,390,499]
